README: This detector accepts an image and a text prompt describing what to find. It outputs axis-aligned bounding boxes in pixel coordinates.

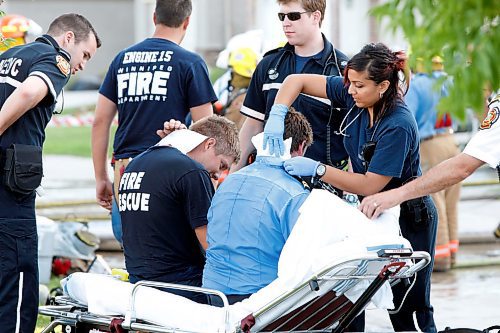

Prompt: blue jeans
[111,196,123,245]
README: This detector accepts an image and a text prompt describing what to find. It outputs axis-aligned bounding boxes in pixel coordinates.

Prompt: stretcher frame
[39,250,430,333]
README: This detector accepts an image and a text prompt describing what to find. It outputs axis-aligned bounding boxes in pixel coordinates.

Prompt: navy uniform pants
[0,187,39,333]
[390,195,438,332]
[343,195,437,333]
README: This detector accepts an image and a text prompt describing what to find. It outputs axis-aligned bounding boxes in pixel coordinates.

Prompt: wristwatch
[315,163,327,179]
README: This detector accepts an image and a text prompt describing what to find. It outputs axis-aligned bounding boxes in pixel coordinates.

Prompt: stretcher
[39,249,430,333]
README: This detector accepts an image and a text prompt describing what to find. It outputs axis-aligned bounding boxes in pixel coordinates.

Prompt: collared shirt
[405,71,449,141]
[463,95,500,168]
[0,34,71,149]
[202,157,310,295]
[241,34,350,165]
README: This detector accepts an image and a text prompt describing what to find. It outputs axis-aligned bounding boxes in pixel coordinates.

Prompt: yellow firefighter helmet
[0,14,42,51]
[228,47,258,78]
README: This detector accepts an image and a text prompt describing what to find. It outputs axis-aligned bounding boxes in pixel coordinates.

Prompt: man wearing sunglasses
[235,0,349,182]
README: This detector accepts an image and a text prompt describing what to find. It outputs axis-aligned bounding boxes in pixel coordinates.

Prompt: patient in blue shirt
[202,108,313,305]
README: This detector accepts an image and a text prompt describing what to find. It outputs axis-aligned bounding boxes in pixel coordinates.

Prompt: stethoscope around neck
[334,105,360,138]
[267,47,342,81]
[335,106,382,140]
[267,52,288,80]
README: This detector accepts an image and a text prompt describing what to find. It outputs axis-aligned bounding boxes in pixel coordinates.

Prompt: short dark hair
[189,115,241,164]
[277,0,326,26]
[284,107,313,152]
[47,13,101,48]
[155,0,192,28]
[344,43,409,120]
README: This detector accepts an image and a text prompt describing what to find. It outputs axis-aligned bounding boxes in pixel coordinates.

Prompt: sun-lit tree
[371,0,499,119]
[0,4,7,48]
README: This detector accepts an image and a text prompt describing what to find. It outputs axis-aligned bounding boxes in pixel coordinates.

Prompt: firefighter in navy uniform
[92,0,216,245]
[241,39,349,163]
[0,14,100,332]
[235,0,350,193]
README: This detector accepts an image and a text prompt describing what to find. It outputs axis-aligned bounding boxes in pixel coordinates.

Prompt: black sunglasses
[361,141,377,172]
[277,11,310,22]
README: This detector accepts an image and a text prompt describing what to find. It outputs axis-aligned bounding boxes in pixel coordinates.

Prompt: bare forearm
[398,153,483,202]
[195,226,208,250]
[92,95,117,181]
[190,103,213,122]
[359,153,484,219]
[91,121,112,181]
[274,75,306,106]
[321,167,390,196]
[275,74,328,106]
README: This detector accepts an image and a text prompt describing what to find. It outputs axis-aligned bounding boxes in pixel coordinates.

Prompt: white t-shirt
[463,95,500,168]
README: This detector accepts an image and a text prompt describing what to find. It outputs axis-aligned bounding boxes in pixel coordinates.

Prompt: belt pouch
[400,197,430,231]
[3,144,43,195]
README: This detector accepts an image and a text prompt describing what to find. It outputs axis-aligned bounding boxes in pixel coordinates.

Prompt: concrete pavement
[37,155,500,331]
[38,155,500,247]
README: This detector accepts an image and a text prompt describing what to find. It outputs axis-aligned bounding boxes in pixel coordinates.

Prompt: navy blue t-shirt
[100,38,217,159]
[119,146,214,283]
[326,76,421,191]
[0,35,70,149]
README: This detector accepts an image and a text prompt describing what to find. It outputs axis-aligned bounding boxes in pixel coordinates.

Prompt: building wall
[3,0,406,77]
[4,0,135,78]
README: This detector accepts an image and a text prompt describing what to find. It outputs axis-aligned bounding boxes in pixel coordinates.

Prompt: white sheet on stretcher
[62,189,410,332]
[278,189,408,309]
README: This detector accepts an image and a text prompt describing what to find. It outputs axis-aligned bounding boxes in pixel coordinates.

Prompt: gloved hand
[263,104,288,157]
[283,156,320,177]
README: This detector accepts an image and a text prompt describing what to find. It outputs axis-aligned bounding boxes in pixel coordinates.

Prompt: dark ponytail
[344,43,409,121]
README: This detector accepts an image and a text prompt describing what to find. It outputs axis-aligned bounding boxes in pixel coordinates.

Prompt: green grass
[36,276,63,333]
[209,66,227,83]
[36,315,57,333]
[43,65,224,158]
[44,125,116,157]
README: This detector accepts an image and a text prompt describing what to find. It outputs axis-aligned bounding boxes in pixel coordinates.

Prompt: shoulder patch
[479,99,499,130]
[56,55,71,76]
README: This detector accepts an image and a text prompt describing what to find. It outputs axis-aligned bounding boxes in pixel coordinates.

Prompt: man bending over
[119,116,240,293]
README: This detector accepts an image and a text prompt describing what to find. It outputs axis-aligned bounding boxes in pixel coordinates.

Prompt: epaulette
[334,48,349,70]
[263,46,284,58]
[489,93,500,105]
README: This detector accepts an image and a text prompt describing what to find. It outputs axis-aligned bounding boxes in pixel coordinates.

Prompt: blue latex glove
[283,156,320,177]
[263,104,288,157]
